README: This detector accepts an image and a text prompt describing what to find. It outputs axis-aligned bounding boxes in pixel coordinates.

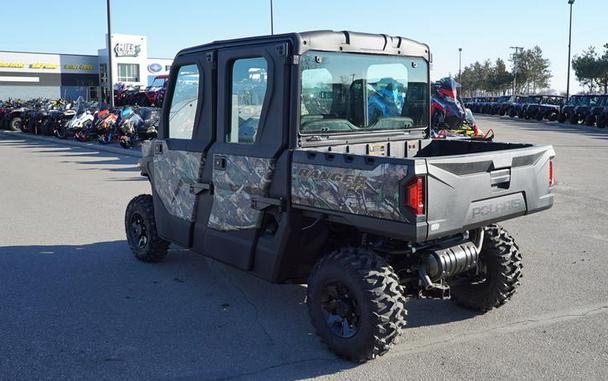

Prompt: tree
[527,46,552,92]
[490,58,513,95]
[572,44,608,93]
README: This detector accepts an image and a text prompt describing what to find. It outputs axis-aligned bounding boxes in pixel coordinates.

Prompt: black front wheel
[450,225,522,312]
[125,194,169,262]
[9,117,22,131]
[307,247,407,363]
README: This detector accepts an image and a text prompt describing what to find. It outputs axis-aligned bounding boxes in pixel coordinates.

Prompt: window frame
[116,63,140,83]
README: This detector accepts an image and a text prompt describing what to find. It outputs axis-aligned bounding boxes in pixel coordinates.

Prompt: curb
[0,130,142,158]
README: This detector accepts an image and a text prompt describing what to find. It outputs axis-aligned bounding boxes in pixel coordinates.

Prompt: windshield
[150,77,167,88]
[299,51,428,135]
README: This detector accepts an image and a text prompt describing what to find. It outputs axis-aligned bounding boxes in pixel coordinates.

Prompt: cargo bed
[291,139,555,242]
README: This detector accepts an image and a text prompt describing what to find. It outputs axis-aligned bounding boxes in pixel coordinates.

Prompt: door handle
[214,156,227,170]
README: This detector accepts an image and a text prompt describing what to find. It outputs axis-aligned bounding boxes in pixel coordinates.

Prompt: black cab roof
[177,30,432,61]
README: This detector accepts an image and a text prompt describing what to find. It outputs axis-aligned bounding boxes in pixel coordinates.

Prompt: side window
[227,57,268,144]
[168,64,200,139]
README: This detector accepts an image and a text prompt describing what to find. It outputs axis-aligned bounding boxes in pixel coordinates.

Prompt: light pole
[458,48,462,82]
[566,0,575,100]
[510,46,524,95]
[270,0,274,35]
[106,0,114,106]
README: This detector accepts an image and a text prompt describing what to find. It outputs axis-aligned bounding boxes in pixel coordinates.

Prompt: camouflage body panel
[152,141,202,222]
[291,162,409,221]
[141,140,153,158]
[208,155,275,231]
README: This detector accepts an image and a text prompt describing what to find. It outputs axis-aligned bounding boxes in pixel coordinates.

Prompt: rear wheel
[598,116,607,128]
[584,115,596,127]
[569,113,579,124]
[9,117,22,131]
[450,225,522,312]
[125,194,169,262]
[307,247,407,363]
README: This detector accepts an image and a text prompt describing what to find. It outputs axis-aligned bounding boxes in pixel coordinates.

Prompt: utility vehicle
[125,31,555,362]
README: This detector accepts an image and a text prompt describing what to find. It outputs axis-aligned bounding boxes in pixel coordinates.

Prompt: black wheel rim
[320,281,360,338]
[129,213,148,250]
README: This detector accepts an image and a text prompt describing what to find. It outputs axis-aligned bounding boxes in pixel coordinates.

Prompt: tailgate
[424,145,555,240]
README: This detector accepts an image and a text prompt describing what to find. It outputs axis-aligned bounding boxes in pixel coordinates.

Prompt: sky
[2,0,607,93]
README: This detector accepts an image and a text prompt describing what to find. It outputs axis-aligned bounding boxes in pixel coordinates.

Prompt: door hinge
[190,183,213,195]
[251,196,284,211]
[287,54,300,65]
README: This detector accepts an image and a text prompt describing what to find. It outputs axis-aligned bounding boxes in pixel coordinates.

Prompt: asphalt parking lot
[1,116,607,380]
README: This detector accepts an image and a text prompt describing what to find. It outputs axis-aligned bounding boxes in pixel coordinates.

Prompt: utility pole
[566,0,575,100]
[458,48,462,82]
[270,0,274,35]
[106,0,114,107]
[510,46,524,95]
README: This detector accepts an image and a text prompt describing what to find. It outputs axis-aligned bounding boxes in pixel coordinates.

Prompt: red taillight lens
[549,160,555,187]
[406,176,425,215]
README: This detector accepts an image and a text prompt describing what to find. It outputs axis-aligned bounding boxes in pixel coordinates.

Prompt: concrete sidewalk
[0,130,142,158]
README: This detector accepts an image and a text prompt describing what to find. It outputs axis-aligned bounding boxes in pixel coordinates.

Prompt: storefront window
[117,63,140,82]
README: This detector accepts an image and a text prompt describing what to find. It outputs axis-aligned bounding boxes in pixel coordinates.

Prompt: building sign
[0,62,25,68]
[147,63,162,73]
[30,63,59,69]
[114,43,141,57]
[63,64,95,71]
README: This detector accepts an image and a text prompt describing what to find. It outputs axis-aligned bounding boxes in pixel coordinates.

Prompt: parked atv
[125,31,555,363]
[509,96,528,118]
[559,95,588,124]
[2,99,26,131]
[525,95,564,121]
[591,95,608,128]
[431,78,491,140]
[46,101,76,137]
[95,107,120,144]
[142,75,169,107]
[57,97,95,140]
[118,106,158,148]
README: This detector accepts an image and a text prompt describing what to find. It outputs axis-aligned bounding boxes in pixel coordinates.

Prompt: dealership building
[0,34,173,101]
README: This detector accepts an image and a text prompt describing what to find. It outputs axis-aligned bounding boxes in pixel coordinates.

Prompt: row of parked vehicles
[114,75,168,107]
[0,97,160,148]
[464,94,608,128]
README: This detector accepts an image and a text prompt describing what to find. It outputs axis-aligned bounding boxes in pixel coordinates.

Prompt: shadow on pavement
[0,134,144,178]
[0,240,480,379]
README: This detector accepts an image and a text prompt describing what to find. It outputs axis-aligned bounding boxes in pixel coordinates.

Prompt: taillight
[549,160,555,187]
[405,176,425,215]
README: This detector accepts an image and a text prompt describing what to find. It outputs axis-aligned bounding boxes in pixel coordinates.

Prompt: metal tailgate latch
[251,196,284,211]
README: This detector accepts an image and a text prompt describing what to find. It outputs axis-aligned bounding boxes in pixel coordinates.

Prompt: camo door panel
[291,162,409,221]
[208,155,275,231]
[152,141,203,222]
